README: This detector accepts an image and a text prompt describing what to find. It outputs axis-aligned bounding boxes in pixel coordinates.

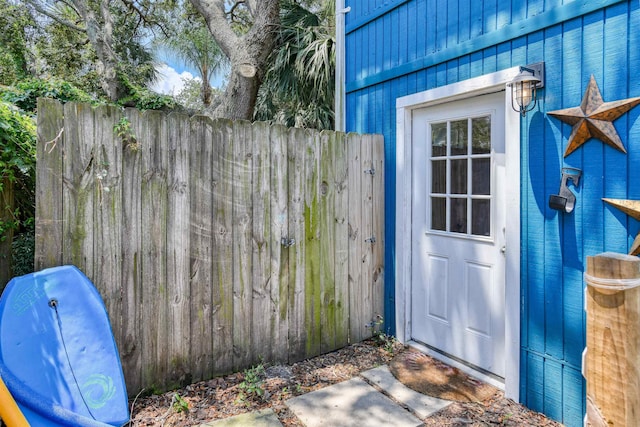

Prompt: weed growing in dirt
[236,363,266,405]
[367,314,396,355]
[172,393,189,413]
[500,413,514,425]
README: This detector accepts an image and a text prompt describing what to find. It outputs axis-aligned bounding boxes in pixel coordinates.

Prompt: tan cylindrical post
[585,252,640,427]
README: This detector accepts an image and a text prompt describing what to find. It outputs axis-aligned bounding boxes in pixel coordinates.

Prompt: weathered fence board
[304,131,321,359]
[211,119,234,376]
[347,133,364,343]
[270,124,289,364]
[141,110,169,388]
[62,103,95,277]
[167,113,191,387]
[320,131,336,353]
[361,135,374,340]
[232,119,253,371]
[93,104,123,370]
[34,98,64,270]
[372,135,385,326]
[333,132,350,349]
[120,107,143,393]
[36,99,385,395]
[251,121,273,364]
[287,127,307,362]
[189,115,215,380]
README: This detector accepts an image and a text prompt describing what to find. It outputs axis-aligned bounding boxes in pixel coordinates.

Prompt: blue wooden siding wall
[343,1,640,426]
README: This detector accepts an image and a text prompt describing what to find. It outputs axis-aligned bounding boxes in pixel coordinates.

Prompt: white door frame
[395,67,521,401]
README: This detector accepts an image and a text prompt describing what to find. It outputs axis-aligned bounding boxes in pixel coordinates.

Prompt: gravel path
[128,340,561,427]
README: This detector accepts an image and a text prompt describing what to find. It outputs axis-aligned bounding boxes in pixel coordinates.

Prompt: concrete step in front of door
[285,366,451,427]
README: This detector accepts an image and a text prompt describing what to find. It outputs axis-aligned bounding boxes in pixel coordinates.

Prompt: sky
[148,38,227,97]
[150,63,199,96]
[150,56,227,97]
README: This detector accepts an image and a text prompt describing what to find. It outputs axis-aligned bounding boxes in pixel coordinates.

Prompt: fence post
[585,252,640,426]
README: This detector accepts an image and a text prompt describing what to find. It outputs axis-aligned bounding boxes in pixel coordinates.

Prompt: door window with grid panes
[429,116,491,237]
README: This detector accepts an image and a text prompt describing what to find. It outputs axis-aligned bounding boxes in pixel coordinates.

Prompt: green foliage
[111,10,158,90]
[236,363,266,404]
[155,5,228,107]
[0,0,36,85]
[0,79,94,113]
[32,5,99,93]
[22,0,161,101]
[117,83,176,112]
[171,393,189,413]
[12,228,34,276]
[367,315,396,355]
[0,101,36,181]
[174,77,206,111]
[114,117,139,152]
[254,0,335,130]
[0,101,36,246]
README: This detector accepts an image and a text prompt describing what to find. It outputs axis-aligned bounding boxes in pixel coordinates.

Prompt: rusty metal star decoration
[548,75,640,157]
[603,198,640,256]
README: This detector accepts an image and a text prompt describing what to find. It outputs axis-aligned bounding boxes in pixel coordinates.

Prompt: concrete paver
[285,376,422,427]
[200,408,283,427]
[199,364,453,427]
[360,366,450,419]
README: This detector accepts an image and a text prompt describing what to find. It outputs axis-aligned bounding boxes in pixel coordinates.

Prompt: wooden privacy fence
[35,99,384,395]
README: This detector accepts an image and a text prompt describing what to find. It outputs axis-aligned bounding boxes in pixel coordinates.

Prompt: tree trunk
[214,69,260,119]
[0,177,15,289]
[202,80,212,106]
[190,0,280,120]
[72,0,126,101]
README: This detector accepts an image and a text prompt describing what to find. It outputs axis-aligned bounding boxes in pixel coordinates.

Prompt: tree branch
[227,0,245,17]
[189,0,240,60]
[119,0,171,37]
[25,0,86,32]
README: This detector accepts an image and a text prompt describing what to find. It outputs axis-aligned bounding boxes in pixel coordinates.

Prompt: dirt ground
[127,339,562,426]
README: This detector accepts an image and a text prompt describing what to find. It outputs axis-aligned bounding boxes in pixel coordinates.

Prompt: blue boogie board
[0,266,129,426]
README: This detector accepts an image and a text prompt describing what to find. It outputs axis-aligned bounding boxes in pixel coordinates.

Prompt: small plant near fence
[366,314,396,355]
[235,363,266,405]
[171,393,189,413]
[114,116,139,152]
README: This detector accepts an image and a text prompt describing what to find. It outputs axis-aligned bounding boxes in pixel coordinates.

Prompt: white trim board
[394,67,522,401]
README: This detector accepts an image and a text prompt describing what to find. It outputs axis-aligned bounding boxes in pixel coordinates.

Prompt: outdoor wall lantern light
[508,62,545,117]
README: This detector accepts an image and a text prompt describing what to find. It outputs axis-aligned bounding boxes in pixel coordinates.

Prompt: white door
[411,91,506,378]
